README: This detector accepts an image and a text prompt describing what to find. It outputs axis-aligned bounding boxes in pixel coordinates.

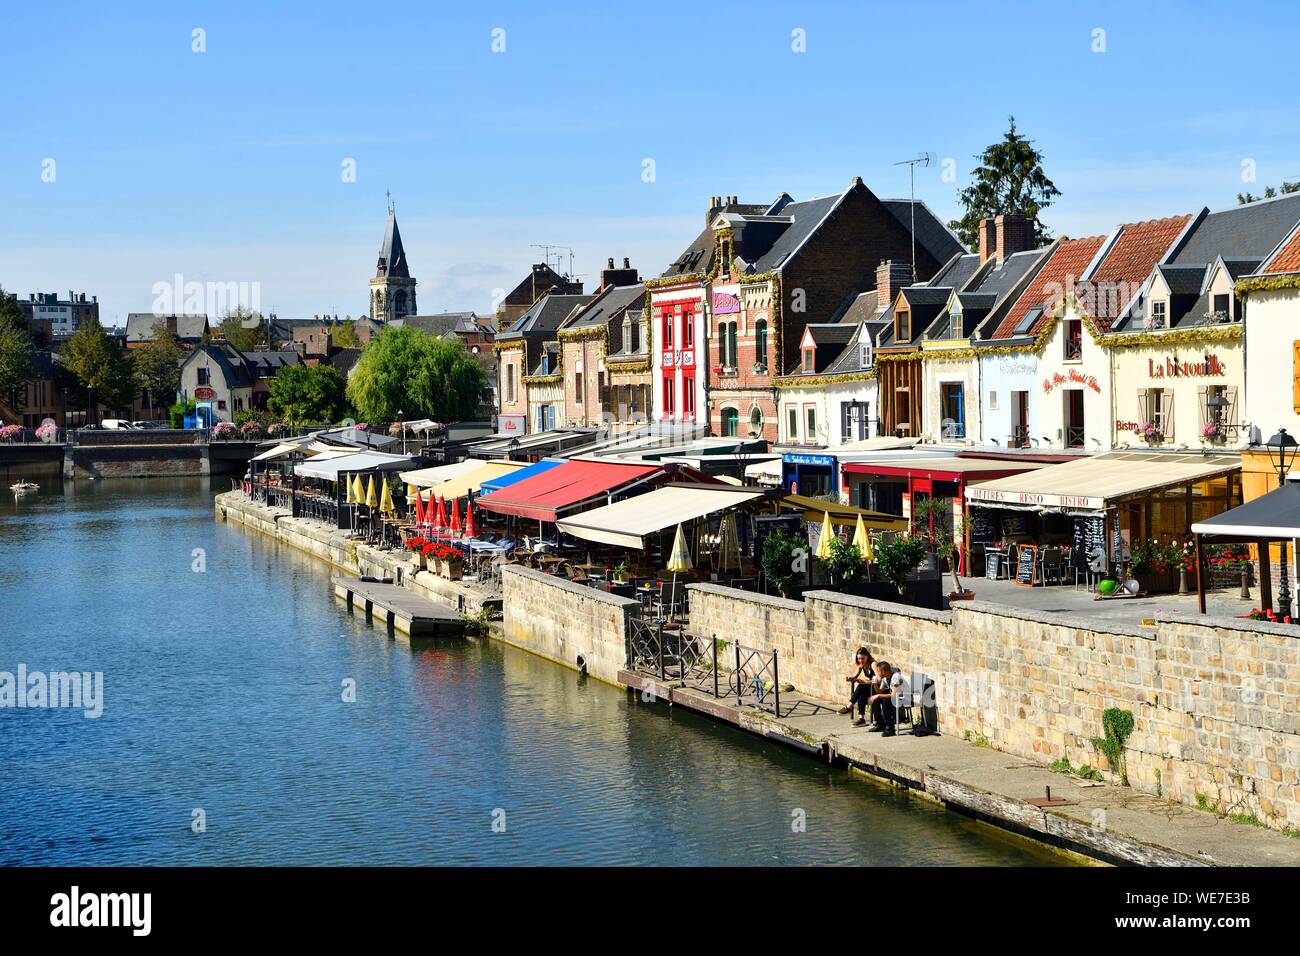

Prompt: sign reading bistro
[967,485,1103,512]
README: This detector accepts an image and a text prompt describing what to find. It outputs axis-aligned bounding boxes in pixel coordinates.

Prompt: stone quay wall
[686,583,1300,832]
[500,565,639,684]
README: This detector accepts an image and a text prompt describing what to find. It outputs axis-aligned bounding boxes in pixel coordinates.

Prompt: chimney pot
[623,257,630,269]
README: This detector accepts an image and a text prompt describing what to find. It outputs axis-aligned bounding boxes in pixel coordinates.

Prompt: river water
[0,479,1066,866]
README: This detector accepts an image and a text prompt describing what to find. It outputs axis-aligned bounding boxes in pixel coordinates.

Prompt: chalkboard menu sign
[969,507,997,544]
[1111,510,1123,562]
[1072,515,1105,568]
[1015,546,1038,588]
[985,551,1001,580]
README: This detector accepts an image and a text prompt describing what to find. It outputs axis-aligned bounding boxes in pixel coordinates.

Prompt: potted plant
[1129,539,1179,593]
[820,537,865,592]
[872,533,930,599]
[760,528,803,598]
[405,536,428,570]
[912,498,974,600]
[421,540,440,573]
[442,544,464,581]
[612,558,631,583]
[1139,422,1163,445]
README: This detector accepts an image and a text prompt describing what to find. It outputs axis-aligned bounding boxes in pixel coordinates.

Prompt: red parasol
[463,501,477,539]
[449,497,462,535]
[413,490,425,525]
[434,496,447,532]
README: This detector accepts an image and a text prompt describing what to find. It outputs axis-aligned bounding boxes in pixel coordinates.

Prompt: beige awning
[556,484,766,549]
[781,494,910,530]
[416,459,524,498]
[965,451,1240,512]
[834,436,920,453]
[400,459,487,488]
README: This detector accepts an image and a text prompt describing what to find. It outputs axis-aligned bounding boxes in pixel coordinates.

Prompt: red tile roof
[1086,214,1191,329]
[990,236,1106,339]
[1260,225,1300,275]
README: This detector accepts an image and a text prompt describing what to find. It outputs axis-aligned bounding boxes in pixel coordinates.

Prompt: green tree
[1238,181,1300,204]
[216,306,265,352]
[131,321,184,417]
[949,116,1061,250]
[0,286,25,331]
[0,287,35,410]
[267,363,348,425]
[63,316,136,415]
[347,326,487,422]
[330,320,358,349]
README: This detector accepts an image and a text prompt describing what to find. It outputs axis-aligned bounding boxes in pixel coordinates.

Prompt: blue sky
[3,0,1297,324]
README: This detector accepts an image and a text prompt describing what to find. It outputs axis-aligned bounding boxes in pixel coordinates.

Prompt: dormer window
[802,348,814,373]
[948,308,962,339]
[1212,293,1231,322]
[896,309,911,342]
[1150,301,1167,330]
[859,342,871,368]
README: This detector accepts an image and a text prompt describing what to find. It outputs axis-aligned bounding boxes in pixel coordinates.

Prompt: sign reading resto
[966,485,1103,512]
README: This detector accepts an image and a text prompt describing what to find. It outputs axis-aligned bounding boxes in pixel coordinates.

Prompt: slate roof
[242,350,302,378]
[565,284,646,331]
[376,209,410,279]
[1169,192,1300,266]
[880,199,967,266]
[392,312,491,338]
[497,293,594,340]
[608,309,649,359]
[1155,263,1208,296]
[826,321,884,374]
[789,323,857,375]
[926,252,982,290]
[988,236,1107,339]
[831,290,881,324]
[183,343,255,389]
[125,313,209,343]
[330,348,362,376]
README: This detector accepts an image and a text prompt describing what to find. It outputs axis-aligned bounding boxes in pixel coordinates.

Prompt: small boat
[10,481,38,496]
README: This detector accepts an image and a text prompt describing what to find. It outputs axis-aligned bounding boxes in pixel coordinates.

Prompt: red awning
[476,460,661,522]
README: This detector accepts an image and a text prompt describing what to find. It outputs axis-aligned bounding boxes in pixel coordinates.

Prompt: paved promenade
[623,671,1300,867]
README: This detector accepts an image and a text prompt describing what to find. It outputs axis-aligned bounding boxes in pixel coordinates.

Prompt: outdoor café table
[534,555,565,573]
[574,563,607,581]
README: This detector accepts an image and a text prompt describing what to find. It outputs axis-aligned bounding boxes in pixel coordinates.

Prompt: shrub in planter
[212,422,237,439]
[872,533,930,596]
[0,424,22,442]
[760,529,804,597]
[820,537,865,589]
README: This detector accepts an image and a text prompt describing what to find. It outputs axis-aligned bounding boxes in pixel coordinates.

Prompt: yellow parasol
[379,478,395,514]
[407,483,419,501]
[665,523,691,622]
[815,510,835,559]
[352,474,365,505]
[365,475,378,508]
[852,514,873,561]
[344,473,356,505]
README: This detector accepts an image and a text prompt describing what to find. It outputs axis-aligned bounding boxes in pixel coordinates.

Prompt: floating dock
[333,576,467,637]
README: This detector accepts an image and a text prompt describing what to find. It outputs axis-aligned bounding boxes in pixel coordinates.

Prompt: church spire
[376,206,410,279]
[370,200,417,322]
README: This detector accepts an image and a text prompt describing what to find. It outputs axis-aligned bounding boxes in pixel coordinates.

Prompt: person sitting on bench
[867,660,900,737]
[838,646,875,726]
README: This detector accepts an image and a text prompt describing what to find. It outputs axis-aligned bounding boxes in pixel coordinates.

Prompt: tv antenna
[893,152,935,279]
[531,244,575,277]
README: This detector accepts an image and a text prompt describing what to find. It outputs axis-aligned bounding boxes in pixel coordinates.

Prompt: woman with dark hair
[838,647,874,725]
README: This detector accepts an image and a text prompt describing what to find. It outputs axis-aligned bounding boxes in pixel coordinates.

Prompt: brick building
[650,180,963,441]
[557,258,645,432]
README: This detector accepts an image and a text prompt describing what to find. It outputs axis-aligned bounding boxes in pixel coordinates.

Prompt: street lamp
[1265,428,1298,616]
[397,409,405,455]
[1206,391,1229,437]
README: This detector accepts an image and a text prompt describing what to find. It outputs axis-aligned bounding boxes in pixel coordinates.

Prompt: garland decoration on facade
[1236,273,1300,295]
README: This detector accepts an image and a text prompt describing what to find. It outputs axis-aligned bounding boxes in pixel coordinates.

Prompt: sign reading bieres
[966,485,1101,511]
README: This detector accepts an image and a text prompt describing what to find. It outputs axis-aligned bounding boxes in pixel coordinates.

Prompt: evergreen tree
[949,116,1061,250]
[63,316,136,415]
[216,306,265,351]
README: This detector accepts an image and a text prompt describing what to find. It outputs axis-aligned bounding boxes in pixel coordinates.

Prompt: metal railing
[1066,425,1085,448]
[625,615,781,717]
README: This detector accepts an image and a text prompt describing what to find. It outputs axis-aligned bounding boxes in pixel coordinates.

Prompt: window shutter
[1165,390,1174,440]
[1226,386,1239,431]
[1136,388,1149,425]
[1197,385,1207,433]
[1294,341,1300,412]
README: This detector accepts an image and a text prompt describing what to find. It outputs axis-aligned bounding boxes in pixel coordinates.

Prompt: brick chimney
[600,257,638,290]
[707,195,723,226]
[980,213,1033,264]
[876,259,913,311]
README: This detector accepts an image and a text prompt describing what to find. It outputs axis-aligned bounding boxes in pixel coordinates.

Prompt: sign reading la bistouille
[1146,354,1227,379]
